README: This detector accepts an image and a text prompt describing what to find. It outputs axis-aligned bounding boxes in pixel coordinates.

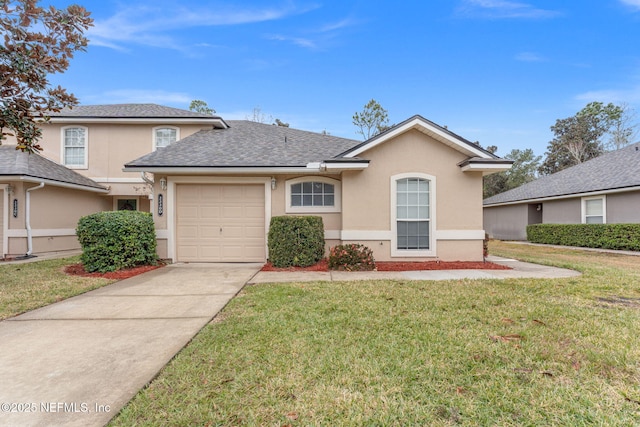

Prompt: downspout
[25,182,45,257]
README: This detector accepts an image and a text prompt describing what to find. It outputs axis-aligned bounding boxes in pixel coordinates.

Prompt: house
[483,142,640,241]
[0,104,222,258]
[124,114,512,263]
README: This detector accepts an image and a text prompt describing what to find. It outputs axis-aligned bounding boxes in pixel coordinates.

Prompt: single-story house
[124,115,512,263]
[0,146,109,258]
[483,142,640,240]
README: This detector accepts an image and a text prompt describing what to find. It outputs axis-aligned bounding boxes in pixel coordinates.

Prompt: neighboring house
[483,142,640,241]
[0,104,222,258]
[124,115,511,263]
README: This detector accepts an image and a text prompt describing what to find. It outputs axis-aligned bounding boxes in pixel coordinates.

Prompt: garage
[176,184,266,262]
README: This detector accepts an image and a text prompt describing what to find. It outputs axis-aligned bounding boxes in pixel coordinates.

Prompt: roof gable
[484,142,640,205]
[0,146,108,192]
[339,115,498,159]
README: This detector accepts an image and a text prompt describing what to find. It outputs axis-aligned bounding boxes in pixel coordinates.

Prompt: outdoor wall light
[159,177,167,191]
[6,184,13,195]
[271,177,277,190]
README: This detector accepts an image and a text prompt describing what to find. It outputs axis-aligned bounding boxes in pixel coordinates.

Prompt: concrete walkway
[0,263,261,427]
[248,255,581,284]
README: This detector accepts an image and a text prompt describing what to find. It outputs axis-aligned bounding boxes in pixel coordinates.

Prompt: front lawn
[0,256,116,320]
[111,241,640,425]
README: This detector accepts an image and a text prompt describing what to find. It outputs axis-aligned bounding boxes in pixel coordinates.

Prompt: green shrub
[526,223,640,251]
[76,211,158,273]
[268,216,325,267]
[328,243,376,271]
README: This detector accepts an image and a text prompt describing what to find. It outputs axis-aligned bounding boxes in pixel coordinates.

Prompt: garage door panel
[176,184,265,262]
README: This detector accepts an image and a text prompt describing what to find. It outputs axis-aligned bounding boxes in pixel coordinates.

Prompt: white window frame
[61,126,88,169]
[285,176,341,213]
[582,195,606,224]
[113,197,139,211]
[391,173,436,257]
[153,126,180,150]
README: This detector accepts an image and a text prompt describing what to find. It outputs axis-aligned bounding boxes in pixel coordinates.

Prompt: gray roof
[484,142,640,205]
[125,120,361,168]
[49,103,222,120]
[0,145,107,191]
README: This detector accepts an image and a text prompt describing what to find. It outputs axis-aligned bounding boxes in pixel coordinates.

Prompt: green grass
[110,242,640,426]
[0,256,116,320]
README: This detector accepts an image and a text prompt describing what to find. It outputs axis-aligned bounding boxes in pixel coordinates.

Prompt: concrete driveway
[0,263,261,427]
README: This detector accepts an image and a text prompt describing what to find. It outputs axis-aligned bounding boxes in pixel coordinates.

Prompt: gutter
[24,182,45,258]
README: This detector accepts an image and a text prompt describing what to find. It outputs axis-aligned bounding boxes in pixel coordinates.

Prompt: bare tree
[352,99,389,140]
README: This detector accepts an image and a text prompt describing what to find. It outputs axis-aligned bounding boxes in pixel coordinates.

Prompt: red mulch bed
[64,263,165,279]
[261,259,510,272]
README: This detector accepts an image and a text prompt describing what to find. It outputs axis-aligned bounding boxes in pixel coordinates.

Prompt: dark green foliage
[328,243,376,271]
[76,211,158,273]
[267,216,325,267]
[527,223,640,251]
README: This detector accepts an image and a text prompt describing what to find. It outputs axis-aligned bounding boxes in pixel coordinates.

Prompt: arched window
[153,127,179,150]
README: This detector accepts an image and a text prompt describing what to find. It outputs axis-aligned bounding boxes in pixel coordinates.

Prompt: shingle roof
[49,103,221,119]
[483,142,640,205]
[125,120,361,168]
[0,145,107,191]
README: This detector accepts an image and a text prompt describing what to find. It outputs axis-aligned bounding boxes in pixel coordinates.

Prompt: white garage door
[176,184,265,262]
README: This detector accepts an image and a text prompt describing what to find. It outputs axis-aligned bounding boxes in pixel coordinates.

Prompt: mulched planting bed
[64,263,165,279]
[261,259,510,272]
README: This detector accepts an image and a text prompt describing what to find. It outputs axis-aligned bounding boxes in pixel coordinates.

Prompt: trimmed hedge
[268,216,325,267]
[76,211,158,273]
[526,223,640,251]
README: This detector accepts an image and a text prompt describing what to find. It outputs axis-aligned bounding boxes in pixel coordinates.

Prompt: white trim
[50,117,227,127]
[390,173,437,258]
[484,186,640,208]
[285,176,342,213]
[460,163,512,173]
[435,230,485,240]
[322,162,369,171]
[341,230,393,240]
[124,166,328,174]
[345,117,492,159]
[1,186,7,258]
[581,195,607,224]
[6,228,76,238]
[153,126,180,151]
[0,176,109,194]
[61,125,89,169]
[166,176,271,263]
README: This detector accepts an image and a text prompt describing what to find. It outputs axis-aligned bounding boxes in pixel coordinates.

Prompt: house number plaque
[13,199,18,218]
[158,194,164,216]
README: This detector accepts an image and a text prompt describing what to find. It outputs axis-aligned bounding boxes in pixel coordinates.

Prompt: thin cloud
[89,2,317,52]
[456,0,561,19]
[265,34,317,49]
[620,0,640,10]
[266,16,359,50]
[515,51,547,62]
[575,85,640,105]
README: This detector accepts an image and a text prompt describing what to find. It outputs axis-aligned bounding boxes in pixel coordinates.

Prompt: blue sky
[48,0,640,157]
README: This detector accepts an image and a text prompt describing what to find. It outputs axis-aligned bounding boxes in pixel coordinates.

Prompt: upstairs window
[62,127,87,168]
[154,127,178,150]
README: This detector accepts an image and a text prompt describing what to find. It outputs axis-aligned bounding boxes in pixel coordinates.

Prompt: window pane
[65,147,84,166]
[302,182,313,193]
[291,195,302,206]
[418,179,429,192]
[397,206,407,219]
[324,195,334,206]
[408,192,419,205]
[313,182,323,193]
[419,206,429,219]
[303,195,312,205]
[291,183,302,194]
[313,195,323,206]
[585,199,603,216]
[397,192,408,205]
[323,183,334,194]
[586,216,603,224]
[407,206,419,218]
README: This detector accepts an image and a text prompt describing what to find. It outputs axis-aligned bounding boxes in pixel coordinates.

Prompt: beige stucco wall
[341,129,484,261]
[3,182,111,257]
